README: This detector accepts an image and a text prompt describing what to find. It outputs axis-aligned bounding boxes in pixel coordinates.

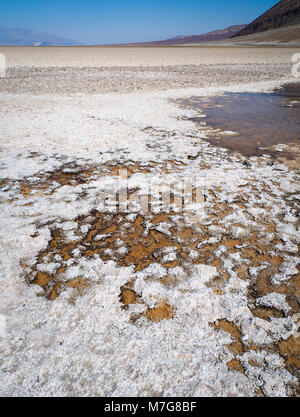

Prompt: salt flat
[1,46,299,67]
[0,47,299,397]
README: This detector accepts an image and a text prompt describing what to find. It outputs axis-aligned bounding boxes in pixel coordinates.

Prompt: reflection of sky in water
[185,84,300,158]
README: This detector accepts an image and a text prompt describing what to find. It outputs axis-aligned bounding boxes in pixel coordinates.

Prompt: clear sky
[0,0,279,44]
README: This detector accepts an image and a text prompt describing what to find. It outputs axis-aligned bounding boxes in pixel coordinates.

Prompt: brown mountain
[122,25,246,46]
[227,23,300,45]
[232,0,300,38]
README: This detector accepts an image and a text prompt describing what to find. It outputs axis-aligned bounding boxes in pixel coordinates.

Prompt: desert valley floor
[0,46,299,397]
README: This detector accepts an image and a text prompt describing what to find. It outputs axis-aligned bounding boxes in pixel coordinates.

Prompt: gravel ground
[0,46,297,94]
[0,63,292,94]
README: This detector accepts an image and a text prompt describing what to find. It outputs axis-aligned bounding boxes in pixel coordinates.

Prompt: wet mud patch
[211,315,300,389]
[46,165,96,186]
[0,162,98,200]
[211,320,244,355]
[6,140,298,386]
[1,159,184,202]
[23,208,192,321]
[21,179,299,332]
[11,152,299,385]
[24,210,196,298]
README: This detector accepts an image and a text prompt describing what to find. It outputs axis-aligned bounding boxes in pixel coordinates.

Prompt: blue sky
[0,0,279,44]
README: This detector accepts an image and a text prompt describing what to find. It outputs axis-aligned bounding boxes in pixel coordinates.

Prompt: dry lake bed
[0,46,299,397]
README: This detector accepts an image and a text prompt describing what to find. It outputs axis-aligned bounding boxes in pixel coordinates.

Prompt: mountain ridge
[0,26,81,46]
[119,25,247,46]
[232,0,300,38]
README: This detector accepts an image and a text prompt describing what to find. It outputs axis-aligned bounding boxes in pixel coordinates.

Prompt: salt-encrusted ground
[1,46,299,94]
[0,61,299,397]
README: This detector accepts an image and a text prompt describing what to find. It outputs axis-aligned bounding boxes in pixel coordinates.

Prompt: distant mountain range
[0,26,81,46]
[232,0,300,38]
[1,0,299,47]
[0,24,246,47]
[121,25,247,46]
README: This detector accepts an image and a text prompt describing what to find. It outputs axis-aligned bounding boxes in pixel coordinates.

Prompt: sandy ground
[0,47,299,397]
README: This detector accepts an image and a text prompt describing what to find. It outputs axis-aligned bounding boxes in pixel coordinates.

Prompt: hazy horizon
[0,0,278,44]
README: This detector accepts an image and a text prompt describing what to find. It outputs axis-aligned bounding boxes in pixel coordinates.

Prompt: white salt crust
[0,79,299,396]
